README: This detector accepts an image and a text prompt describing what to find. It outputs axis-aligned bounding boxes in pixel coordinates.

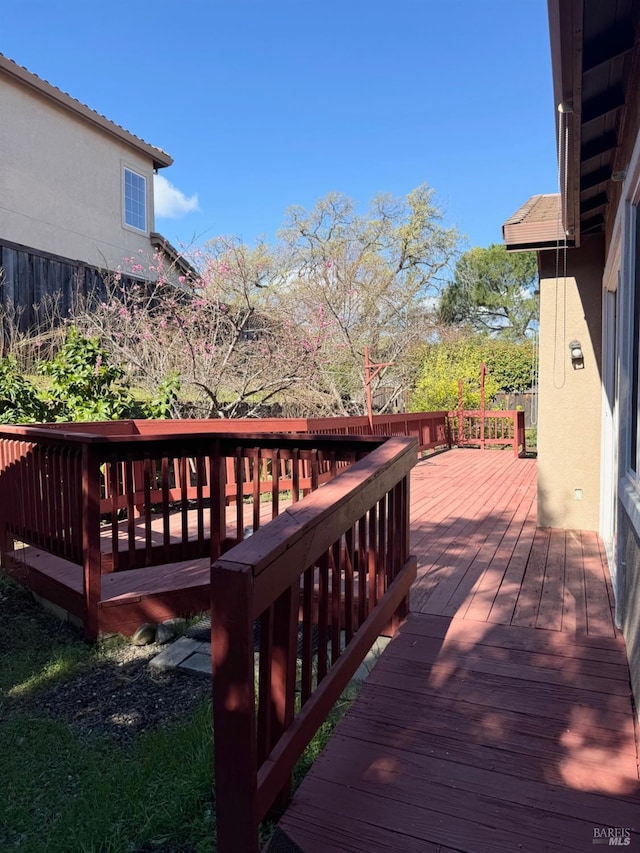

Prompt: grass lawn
[0,575,351,853]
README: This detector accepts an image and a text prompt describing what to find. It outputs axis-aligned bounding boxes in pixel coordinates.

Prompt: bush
[0,356,48,423]
[409,335,535,412]
[38,327,137,421]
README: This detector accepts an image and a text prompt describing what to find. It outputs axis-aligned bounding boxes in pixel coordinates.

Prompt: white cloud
[153,174,199,218]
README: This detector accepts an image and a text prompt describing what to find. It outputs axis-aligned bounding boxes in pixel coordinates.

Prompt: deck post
[81,443,102,642]
[211,559,258,853]
[0,440,14,566]
[515,410,526,456]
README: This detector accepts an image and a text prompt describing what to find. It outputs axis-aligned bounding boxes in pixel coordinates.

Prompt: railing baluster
[144,456,153,566]
[292,448,300,502]
[235,449,244,540]
[344,526,354,644]
[301,565,314,704]
[317,550,329,683]
[252,448,260,533]
[257,605,274,766]
[377,495,387,603]
[180,455,188,557]
[109,457,119,572]
[268,581,300,810]
[368,503,377,611]
[125,456,136,569]
[357,515,367,627]
[196,452,205,549]
[54,446,65,555]
[208,441,225,560]
[330,539,341,665]
[271,448,280,519]
[161,456,170,562]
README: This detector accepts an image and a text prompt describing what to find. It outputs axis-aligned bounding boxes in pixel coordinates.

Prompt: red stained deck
[278,450,640,852]
[7,497,285,635]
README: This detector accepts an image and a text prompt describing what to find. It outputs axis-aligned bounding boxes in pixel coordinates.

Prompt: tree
[483,338,535,393]
[73,187,460,418]
[280,185,459,414]
[438,244,538,341]
[0,327,170,424]
[409,335,500,412]
[75,241,324,418]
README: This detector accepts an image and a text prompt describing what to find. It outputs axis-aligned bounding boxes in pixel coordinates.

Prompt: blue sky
[2,0,557,253]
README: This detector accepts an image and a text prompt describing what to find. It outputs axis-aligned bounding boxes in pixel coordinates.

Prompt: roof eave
[150,232,198,280]
[548,0,583,247]
[0,54,173,170]
[503,222,573,253]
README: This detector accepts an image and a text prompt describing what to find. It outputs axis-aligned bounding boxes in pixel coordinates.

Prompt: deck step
[99,558,209,605]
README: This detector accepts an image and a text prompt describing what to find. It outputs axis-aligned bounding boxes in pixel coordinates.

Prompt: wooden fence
[0,239,138,336]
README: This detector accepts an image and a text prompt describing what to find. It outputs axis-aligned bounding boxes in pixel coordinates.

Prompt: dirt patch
[2,576,210,742]
[21,643,211,741]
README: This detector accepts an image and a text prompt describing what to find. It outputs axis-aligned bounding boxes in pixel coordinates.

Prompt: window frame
[122,165,148,234]
[618,130,640,534]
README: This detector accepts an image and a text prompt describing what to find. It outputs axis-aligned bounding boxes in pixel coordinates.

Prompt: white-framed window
[615,132,640,538]
[123,167,147,232]
[620,191,640,536]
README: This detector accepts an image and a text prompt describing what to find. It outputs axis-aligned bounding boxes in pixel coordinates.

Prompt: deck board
[9,448,621,641]
[277,451,639,851]
[280,612,640,852]
[7,446,638,847]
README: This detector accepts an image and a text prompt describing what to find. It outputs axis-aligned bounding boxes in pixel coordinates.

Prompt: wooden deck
[6,497,285,635]
[278,450,640,852]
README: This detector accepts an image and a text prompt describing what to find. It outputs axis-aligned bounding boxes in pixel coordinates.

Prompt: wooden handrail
[211,436,418,852]
[447,409,526,456]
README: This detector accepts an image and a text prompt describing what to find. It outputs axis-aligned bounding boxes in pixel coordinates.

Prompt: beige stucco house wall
[536,236,604,531]
[0,54,172,274]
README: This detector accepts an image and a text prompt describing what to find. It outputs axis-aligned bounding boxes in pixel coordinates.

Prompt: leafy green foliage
[0,327,180,425]
[410,338,500,411]
[409,335,535,411]
[483,338,535,393]
[38,326,137,422]
[145,372,181,419]
[0,356,48,424]
[439,244,538,341]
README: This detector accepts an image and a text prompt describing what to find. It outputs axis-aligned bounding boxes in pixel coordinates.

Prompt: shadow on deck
[278,450,640,852]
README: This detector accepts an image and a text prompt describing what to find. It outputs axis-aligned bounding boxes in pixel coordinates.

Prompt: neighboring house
[0,54,194,328]
[503,0,640,708]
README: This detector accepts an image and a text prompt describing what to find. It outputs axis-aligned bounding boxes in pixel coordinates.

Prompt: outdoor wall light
[569,339,584,368]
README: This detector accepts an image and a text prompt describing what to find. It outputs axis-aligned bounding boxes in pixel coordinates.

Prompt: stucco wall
[537,236,604,530]
[0,76,155,271]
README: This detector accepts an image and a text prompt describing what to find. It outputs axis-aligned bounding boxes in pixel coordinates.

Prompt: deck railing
[449,409,525,456]
[0,425,384,638]
[0,408,522,639]
[210,436,417,853]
